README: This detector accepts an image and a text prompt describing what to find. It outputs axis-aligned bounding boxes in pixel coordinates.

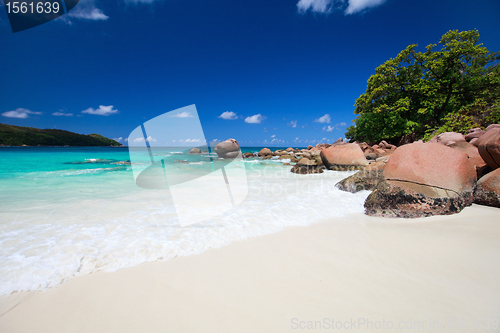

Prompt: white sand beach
[1,204,499,332]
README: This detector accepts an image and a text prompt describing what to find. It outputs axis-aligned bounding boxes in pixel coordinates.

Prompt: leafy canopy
[345,30,500,143]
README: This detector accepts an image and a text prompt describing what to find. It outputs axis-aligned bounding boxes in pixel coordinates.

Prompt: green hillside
[0,124,121,146]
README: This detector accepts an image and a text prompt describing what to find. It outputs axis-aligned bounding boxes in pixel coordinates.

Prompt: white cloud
[133,136,156,143]
[271,135,276,138]
[297,0,332,14]
[245,114,265,124]
[169,111,193,118]
[66,0,108,21]
[288,120,297,128]
[113,137,123,142]
[52,112,73,117]
[82,105,118,116]
[2,108,42,119]
[314,114,331,123]
[219,111,238,120]
[178,139,205,143]
[323,122,347,131]
[345,0,386,14]
[323,125,334,132]
[297,0,386,15]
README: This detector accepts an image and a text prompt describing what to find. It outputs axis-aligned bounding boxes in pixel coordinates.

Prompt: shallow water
[0,147,369,295]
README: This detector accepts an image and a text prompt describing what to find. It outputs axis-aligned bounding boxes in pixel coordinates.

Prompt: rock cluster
[222,125,500,217]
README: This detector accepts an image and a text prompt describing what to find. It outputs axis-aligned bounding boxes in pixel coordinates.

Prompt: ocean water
[0,147,370,296]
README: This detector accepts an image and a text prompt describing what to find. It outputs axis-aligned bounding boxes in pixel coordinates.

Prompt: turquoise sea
[0,147,369,295]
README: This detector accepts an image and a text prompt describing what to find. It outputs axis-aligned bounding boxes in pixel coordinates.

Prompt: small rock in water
[290,158,324,174]
[189,148,202,154]
[258,148,273,157]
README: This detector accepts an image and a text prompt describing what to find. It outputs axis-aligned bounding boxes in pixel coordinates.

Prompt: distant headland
[0,123,122,147]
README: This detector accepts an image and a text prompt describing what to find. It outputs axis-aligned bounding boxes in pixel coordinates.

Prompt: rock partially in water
[320,143,369,171]
[189,148,201,154]
[336,160,386,193]
[214,139,240,159]
[290,158,324,174]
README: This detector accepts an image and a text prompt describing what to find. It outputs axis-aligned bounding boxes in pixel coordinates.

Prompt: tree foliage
[345,30,500,143]
[0,123,121,146]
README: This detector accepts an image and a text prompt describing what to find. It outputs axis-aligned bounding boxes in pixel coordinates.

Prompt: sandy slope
[1,204,499,332]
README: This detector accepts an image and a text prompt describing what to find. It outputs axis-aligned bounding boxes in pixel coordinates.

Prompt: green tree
[346,30,500,143]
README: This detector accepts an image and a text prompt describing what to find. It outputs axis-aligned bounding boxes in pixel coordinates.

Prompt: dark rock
[379,140,397,150]
[336,160,386,193]
[365,152,378,160]
[474,168,500,208]
[364,180,472,218]
[290,158,324,174]
[398,133,417,146]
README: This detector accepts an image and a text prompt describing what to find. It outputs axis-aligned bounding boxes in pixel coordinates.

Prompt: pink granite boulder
[320,143,369,171]
[364,142,476,218]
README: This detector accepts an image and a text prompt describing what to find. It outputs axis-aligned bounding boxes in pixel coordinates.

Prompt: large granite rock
[290,158,324,174]
[258,148,272,157]
[364,142,476,218]
[448,142,489,178]
[474,168,500,208]
[476,127,500,170]
[214,139,240,159]
[320,143,369,171]
[336,160,386,193]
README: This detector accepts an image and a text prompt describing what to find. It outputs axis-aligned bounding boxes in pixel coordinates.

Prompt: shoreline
[1,204,499,332]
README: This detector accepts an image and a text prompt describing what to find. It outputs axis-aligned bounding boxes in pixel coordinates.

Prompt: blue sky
[1,0,499,147]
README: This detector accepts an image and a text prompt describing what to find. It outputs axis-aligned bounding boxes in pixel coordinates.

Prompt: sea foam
[0,156,369,296]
